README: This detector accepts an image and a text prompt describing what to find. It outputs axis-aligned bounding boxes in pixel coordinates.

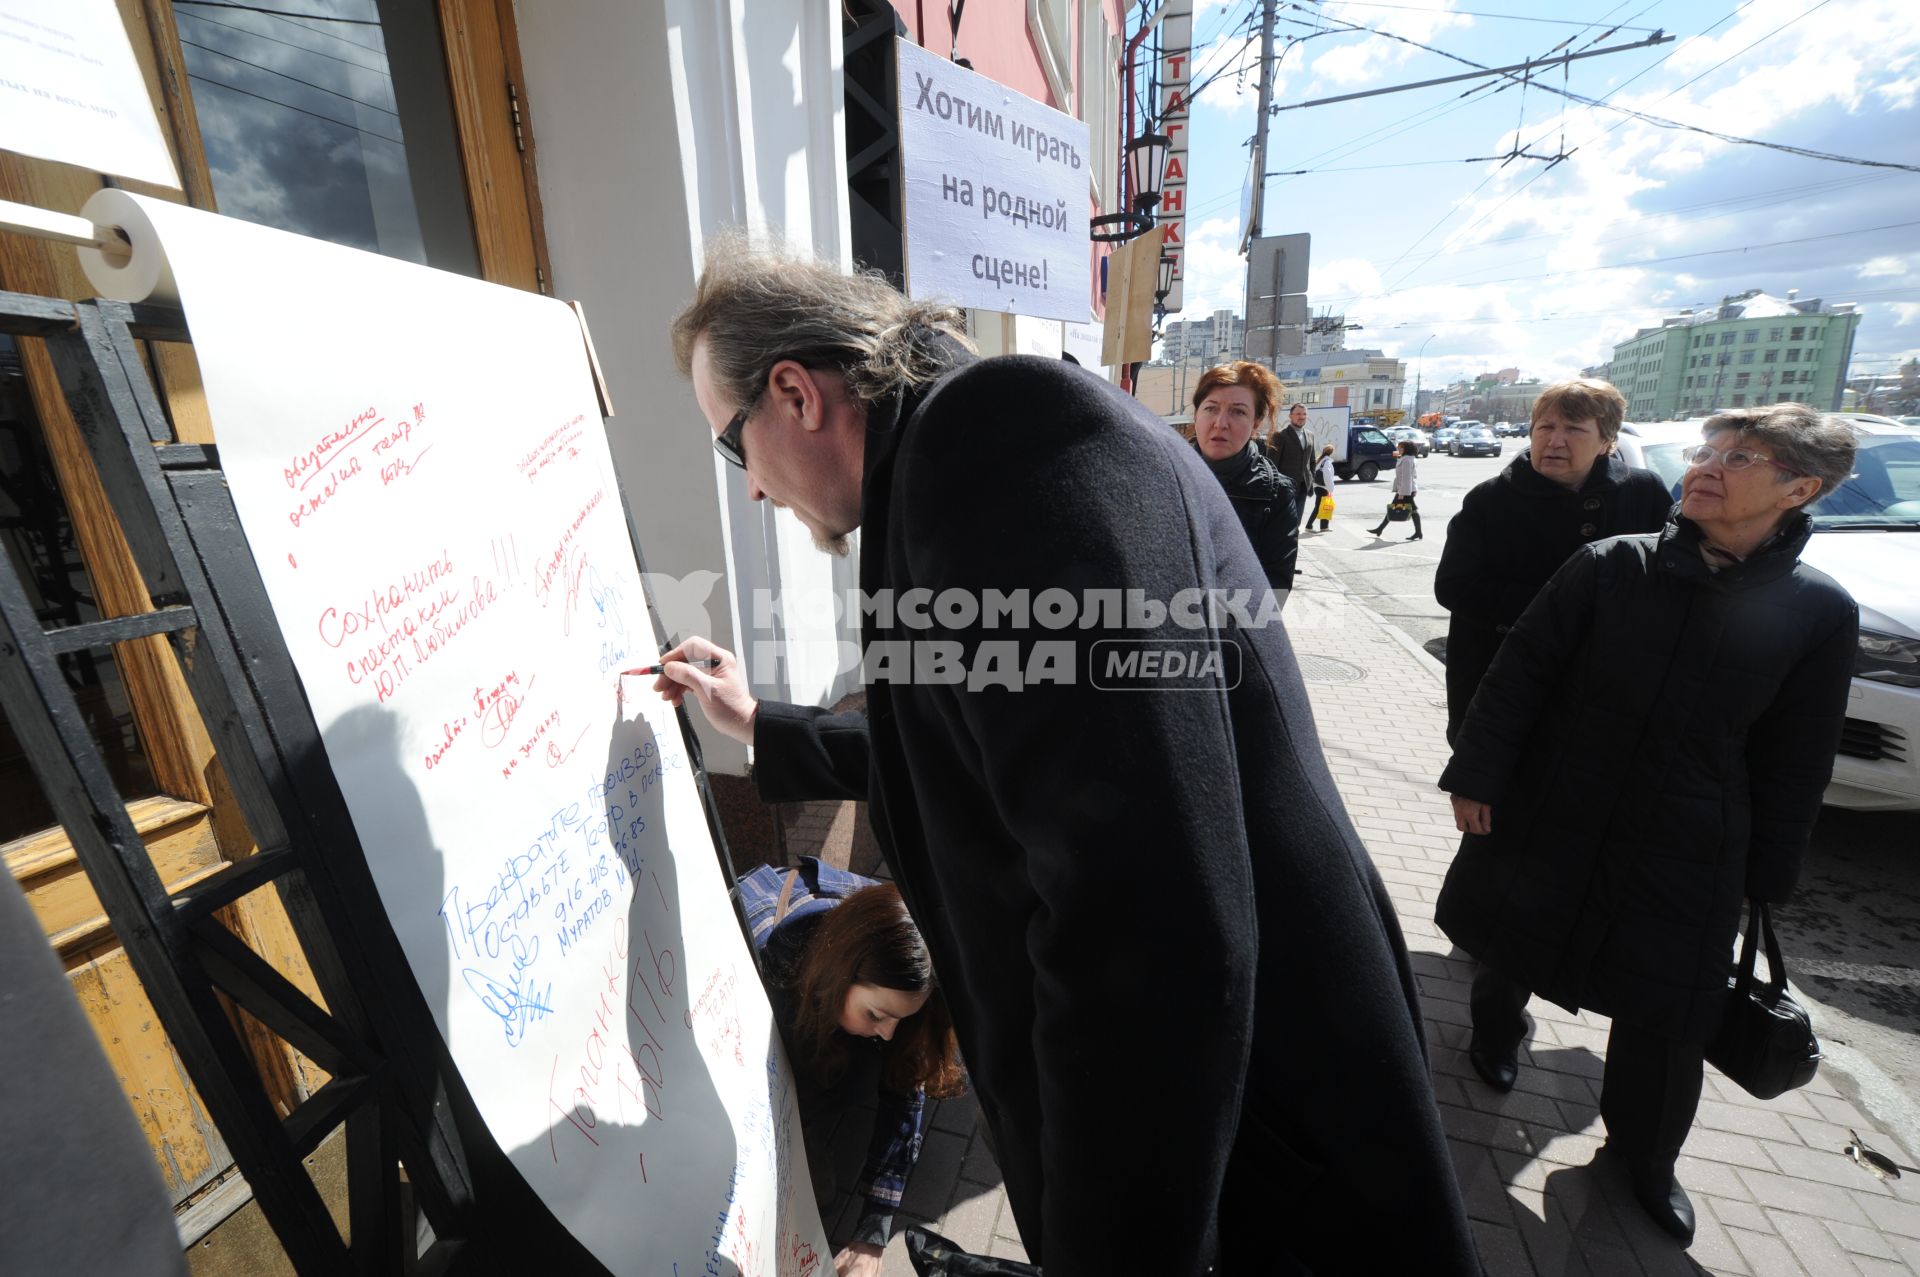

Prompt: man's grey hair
[1700,403,1857,498]
[671,229,973,410]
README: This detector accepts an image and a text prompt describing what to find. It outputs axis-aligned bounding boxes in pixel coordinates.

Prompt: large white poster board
[896,40,1090,323]
[79,191,825,1277]
[0,0,179,187]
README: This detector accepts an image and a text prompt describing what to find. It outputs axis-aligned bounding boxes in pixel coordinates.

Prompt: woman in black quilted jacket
[1438,403,1859,1247]
[1190,361,1299,595]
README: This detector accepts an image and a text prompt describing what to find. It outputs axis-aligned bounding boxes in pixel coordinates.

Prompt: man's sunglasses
[713,391,759,469]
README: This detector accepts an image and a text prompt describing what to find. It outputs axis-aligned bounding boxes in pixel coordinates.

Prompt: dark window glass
[0,338,159,843]
[171,0,479,275]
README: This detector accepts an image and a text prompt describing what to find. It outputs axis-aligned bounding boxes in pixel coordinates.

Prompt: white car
[1617,419,1920,811]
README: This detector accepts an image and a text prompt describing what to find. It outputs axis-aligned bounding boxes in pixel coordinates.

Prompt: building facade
[1609,290,1861,420]
[1304,312,1350,354]
[1161,308,1245,363]
[1271,349,1406,415]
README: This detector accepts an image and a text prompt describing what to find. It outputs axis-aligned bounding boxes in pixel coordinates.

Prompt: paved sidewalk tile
[1285,575,1919,1276]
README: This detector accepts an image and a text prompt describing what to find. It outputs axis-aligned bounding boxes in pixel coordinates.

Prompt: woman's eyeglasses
[1684,443,1794,475]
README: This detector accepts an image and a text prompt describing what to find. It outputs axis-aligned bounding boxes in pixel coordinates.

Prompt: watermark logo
[1091,640,1242,691]
[640,569,723,646]
[635,578,1280,691]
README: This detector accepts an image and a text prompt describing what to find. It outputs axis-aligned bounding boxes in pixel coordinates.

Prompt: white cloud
[1877,78,1920,109]
[1859,256,1912,279]
[1301,0,1472,91]
[1892,304,1920,327]
[1171,215,1247,318]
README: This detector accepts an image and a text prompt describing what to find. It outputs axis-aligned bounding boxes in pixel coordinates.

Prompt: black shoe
[1628,1165,1696,1245]
[1406,534,1424,541]
[1467,1035,1519,1092]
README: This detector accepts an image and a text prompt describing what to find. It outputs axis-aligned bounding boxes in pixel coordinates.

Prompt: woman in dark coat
[1190,360,1299,594]
[1438,403,1859,1246]
[1435,378,1673,744]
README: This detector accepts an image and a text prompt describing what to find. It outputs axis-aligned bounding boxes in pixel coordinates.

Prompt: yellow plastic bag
[1317,494,1335,521]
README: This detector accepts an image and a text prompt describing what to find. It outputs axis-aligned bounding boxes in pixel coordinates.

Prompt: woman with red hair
[1189,360,1299,593]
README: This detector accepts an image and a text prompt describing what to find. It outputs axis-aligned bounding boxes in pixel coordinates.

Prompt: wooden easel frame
[0,290,742,1273]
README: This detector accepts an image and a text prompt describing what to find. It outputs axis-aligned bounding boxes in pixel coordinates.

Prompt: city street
[1295,449,1920,1159]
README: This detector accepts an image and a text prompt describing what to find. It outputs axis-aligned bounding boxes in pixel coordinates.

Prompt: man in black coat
[1435,380,1672,745]
[1268,401,1317,529]
[658,239,1477,1275]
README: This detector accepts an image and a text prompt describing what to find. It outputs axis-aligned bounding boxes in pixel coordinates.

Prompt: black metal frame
[844,0,907,285]
[0,292,659,1272]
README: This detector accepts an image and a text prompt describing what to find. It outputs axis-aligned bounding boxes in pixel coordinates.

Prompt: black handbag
[1706,901,1820,1100]
[1386,498,1413,522]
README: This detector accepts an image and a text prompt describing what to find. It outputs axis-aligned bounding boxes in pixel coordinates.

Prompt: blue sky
[1170,0,1920,391]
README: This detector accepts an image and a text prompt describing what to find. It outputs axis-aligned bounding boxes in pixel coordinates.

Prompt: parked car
[1835,412,1915,430]
[1899,416,1920,428]
[1617,417,1920,812]
[1449,425,1502,457]
[1386,427,1431,457]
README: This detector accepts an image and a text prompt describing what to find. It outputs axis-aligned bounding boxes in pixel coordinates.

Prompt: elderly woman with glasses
[1436,403,1859,1248]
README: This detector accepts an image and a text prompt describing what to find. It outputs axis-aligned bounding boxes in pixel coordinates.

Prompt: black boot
[1613,1149,1695,1244]
[1468,1032,1520,1092]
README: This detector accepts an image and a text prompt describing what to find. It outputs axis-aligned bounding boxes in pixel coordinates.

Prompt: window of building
[1735,372,1750,388]
[1739,351,1754,364]
[176,2,483,275]
[1790,326,1805,341]
[1769,327,1783,341]
[1732,394,1746,406]
[1778,392,1792,403]
[1763,350,1777,363]
[1743,330,1758,343]
[1786,349,1800,363]
[1720,333,1735,346]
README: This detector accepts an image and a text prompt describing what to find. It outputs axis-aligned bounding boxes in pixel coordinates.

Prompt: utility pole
[1243,0,1279,249]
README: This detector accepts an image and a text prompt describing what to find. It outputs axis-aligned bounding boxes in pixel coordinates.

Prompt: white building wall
[513,0,861,775]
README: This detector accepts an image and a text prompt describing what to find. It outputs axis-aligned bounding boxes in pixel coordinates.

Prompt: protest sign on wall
[896,40,1090,323]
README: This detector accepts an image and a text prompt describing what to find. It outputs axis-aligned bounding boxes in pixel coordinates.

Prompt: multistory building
[1609,290,1861,420]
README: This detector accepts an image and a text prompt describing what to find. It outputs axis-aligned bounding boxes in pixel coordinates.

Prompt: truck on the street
[1299,405,1397,482]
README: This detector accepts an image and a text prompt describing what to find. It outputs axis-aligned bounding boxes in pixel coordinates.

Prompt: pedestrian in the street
[657,234,1480,1276]
[1190,360,1298,593]
[1307,443,1336,532]
[1437,404,1859,1247]
[1269,400,1317,528]
[738,857,964,1277]
[1368,440,1423,539]
[1434,378,1672,744]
